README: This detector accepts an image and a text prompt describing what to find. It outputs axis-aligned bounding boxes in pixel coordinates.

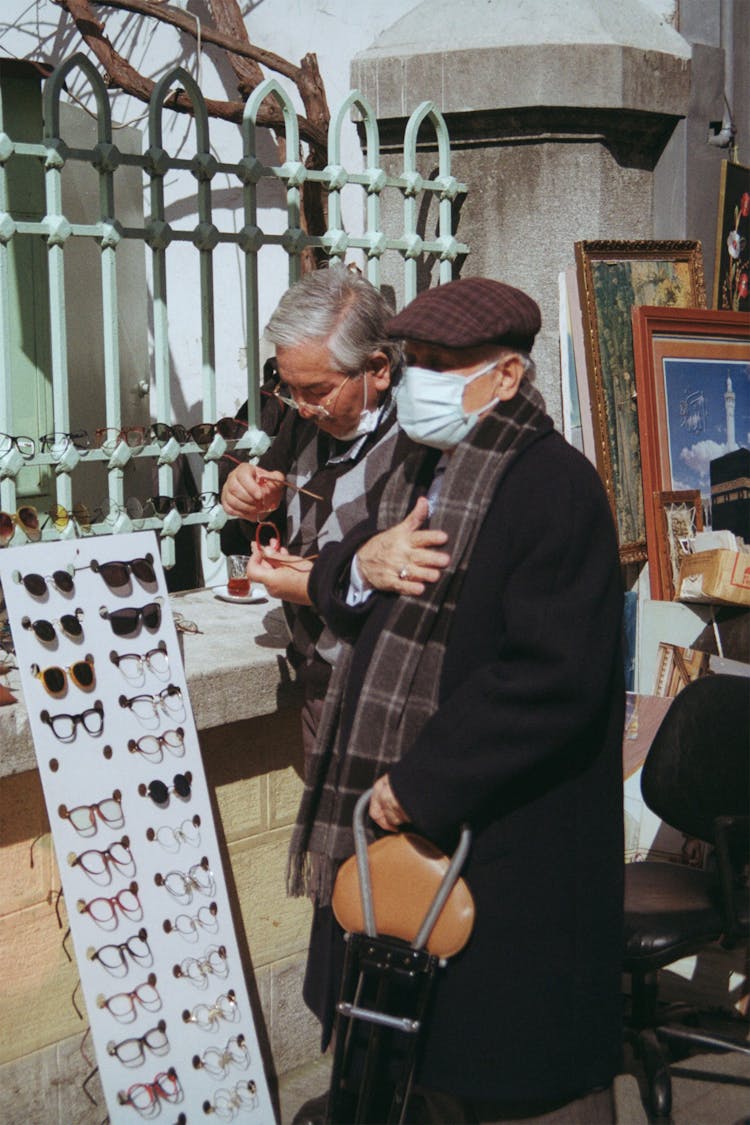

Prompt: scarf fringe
[286,847,338,905]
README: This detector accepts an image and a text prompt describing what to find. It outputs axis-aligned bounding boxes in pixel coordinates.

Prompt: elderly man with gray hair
[221,265,414,764]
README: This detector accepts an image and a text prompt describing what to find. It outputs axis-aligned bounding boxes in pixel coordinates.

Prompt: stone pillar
[352,0,694,420]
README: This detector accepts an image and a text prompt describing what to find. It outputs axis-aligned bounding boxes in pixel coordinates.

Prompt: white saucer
[212,584,266,604]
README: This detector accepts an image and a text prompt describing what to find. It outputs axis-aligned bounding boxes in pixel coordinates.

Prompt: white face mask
[335,374,382,442]
[396,359,499,450]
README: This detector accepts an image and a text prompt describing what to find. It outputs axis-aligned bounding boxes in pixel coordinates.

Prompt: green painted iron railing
[0,54,468,570]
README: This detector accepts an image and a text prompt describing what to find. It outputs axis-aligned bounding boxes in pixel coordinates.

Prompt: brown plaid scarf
[288,378,553,904]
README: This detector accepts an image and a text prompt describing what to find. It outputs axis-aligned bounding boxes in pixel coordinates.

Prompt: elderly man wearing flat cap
[288,277,625,1124]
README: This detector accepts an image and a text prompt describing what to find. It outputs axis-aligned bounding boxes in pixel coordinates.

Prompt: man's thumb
[404,495,430,529]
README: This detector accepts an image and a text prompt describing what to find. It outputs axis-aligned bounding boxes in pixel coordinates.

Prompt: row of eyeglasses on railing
[0,493,228,546]
[0,417,271,475]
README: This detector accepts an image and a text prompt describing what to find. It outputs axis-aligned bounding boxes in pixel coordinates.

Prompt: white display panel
[0,531,274,1124]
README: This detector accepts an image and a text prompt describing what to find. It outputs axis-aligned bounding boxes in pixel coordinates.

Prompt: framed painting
[652,489,703,601]
[712,160,750,313]
[631,306,750,597]
[574,240,706,563]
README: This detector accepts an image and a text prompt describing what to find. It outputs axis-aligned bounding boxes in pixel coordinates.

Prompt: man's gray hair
[265,265,402,376]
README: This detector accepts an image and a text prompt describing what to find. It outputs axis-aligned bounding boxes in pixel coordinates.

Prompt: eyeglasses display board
[0,531,273,1123]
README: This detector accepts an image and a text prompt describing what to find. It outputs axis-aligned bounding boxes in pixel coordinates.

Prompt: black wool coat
[310,429,625,1104]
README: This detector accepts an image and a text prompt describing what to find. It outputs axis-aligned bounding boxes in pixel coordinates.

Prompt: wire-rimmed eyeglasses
[203,1079,258,1120]
[59,790,123,837]
[163,901,219,942]
[111,641,169,685]
[192,1034,249,1079]
[146,814,201,853]
[117,1068,182,1111]
[68,836,135,886]
[97,973,161,1023]
[87,927,152,976]
[119,684,183,724]
[270,372,356,419]
[139,771,192,808]
[155,856,213,904]
[13,566,75,596]
[22,608,84,643]
[40,699,104,741]
[32,655,95,697]
[182,989,238,1032]
[128,727,185,762]
[173,944,228,989]
[77,881,142,929]
[100,599,162,637]
[108,1020,169,1067]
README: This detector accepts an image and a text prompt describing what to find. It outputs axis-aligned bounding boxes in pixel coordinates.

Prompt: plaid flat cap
[386,277,541,351]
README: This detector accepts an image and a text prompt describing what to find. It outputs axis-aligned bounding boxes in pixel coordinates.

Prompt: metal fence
[0,53,468,571]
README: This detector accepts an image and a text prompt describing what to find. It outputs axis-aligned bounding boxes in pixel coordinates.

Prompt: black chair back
[641,674,749,845]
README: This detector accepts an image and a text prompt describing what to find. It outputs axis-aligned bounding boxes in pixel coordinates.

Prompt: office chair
[623,673,750,1121]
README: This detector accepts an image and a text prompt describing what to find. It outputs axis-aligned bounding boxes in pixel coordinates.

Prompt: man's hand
[370,773,409,832]
[246,542,314,605]
[356,497,450,596]
[221,463,285,522]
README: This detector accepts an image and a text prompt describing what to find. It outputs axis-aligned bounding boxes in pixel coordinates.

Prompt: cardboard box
[677,549,750,607]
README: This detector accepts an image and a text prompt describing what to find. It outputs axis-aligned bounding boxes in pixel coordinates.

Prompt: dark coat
[311,429,625,1104]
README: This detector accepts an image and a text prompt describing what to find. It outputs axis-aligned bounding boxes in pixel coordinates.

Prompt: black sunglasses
[139,772,192,808]
[89,554,156,591]
[13,567,75,597]
[100,600,162,638]
[22,609,84,643]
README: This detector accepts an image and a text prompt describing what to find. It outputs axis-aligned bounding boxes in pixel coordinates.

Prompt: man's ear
[366,350,392,391]
[494,355,526,401]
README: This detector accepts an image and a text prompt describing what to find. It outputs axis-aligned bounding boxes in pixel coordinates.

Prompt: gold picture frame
[574,240,706,563]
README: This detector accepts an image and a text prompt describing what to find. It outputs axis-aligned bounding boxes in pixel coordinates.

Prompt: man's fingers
[402,495,430,531]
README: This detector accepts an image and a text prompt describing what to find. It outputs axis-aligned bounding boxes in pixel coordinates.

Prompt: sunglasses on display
[40,700,104,741]
[100,600,162,637]
[13,566,75,596]
[139,771,192,808]
[163,901,219,940]
[59,791,124,837]
[22,609,84,643]
[150,418,248,448]
[0,506,41,545]
[88,554,156,590]
[44,503,92,534]
[97,973,161,1021]
[87,927,152,975]
[32,656,95,697]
